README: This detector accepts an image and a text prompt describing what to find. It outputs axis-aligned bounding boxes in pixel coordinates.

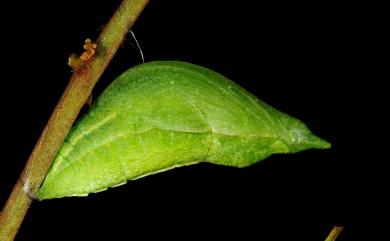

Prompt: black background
[0,0,380,240]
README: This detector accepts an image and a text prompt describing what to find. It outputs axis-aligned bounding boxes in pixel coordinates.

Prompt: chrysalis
[37,61,330,200]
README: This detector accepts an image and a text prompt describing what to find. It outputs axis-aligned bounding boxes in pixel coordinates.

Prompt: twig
[0,0,149,240]
[325,226,344,241]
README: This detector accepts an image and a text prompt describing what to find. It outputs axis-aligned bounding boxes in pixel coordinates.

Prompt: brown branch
[0,0,149,240]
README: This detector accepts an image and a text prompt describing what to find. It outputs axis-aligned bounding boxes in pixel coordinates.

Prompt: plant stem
[0,0,149,240]
[325,226,343,241]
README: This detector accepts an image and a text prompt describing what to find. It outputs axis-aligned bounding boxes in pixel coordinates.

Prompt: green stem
[0,0,149,240]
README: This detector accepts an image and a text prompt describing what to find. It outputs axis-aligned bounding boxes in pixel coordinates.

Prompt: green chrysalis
[37,61,330,200]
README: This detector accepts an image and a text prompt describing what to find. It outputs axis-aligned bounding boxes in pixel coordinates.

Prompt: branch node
[68,53,82,70]
[80,38,97,61]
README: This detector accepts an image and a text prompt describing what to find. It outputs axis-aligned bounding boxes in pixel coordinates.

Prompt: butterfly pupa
[37,61,330,200]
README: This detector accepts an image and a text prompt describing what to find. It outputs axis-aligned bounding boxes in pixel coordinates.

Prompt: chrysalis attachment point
[129,30,144,63]
[22,177,36,200]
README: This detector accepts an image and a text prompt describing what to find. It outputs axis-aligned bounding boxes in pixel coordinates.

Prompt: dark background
[0,0,380,240]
